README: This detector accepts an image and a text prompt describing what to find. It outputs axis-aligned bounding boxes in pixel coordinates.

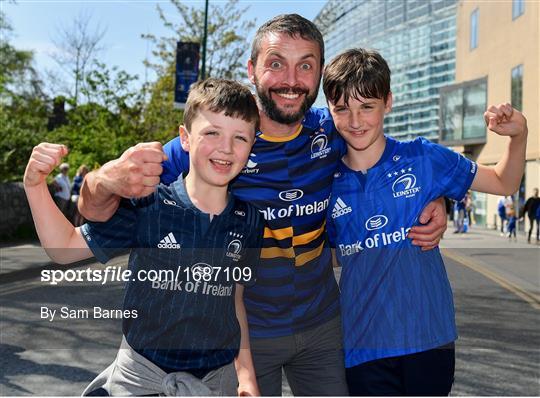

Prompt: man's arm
[471,103,527,195]
[408,198,447,251]
[234,285,260,396]
[24,143,93,264]
[78,142,167,222]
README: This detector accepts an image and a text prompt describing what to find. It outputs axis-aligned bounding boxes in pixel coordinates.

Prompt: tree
[49,11,106,105]
[46,62,144,171]
[0,10,49,182]
[142,0,256,80]
[140,0,256,141]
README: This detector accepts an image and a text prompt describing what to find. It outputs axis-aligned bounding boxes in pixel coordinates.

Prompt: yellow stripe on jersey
[292,221,326,246]
[261,246,295,259]
[262,223,326,264]
[264,226,294,241]
[295,241,325,267]
[259,124,303,142]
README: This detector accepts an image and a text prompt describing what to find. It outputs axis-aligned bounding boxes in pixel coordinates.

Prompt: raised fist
[24,143,68,188]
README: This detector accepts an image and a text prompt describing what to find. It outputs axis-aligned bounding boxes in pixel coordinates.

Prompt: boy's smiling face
[329,93,392,154]
[180,107,255,188]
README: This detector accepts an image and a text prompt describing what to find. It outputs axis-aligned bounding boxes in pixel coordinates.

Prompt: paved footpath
[440,225,539,302]
[1,226,538,395]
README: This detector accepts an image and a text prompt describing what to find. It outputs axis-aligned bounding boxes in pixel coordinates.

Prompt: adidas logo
[331,197,352,219]
[157,232,181,249]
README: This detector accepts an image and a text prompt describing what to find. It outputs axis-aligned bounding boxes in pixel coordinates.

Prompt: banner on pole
[174,42,200,109]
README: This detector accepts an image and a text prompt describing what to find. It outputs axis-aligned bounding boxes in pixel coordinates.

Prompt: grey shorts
[83,336,238,396]
[249,316,348,396]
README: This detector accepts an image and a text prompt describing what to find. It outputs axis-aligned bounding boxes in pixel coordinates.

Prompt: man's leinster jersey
[81,178,264,372]
[163,107,347,338]
[327,136,477,368]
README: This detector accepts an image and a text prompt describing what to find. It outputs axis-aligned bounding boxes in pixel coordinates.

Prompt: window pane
[513,0,525,19]
[511,64,523,111]
[463,81,487,139]
[441,87,463,141]
[470,9,478,49]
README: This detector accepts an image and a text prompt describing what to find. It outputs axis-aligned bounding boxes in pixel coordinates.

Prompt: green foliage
[0,97,49,182]
[1,1,256,182]
[141,63,184,144]
[142,0,256,80]
[140,0,255,141]
[46,63,145,174]
[1,10,49,182]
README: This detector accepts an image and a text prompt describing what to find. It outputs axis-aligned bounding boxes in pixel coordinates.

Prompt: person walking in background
[71,165,89,226]
[536,201,540,244]
[507,206,517,241]
[523,188,540,244]
[497,196,511,235]
[464,190,474,227]
[454,198,466,233]
[51,162,71,217]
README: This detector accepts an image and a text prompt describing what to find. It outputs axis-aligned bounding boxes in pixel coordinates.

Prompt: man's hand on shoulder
[78,142,167,222]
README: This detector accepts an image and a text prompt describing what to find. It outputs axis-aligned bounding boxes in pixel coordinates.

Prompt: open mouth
[271,88,307,101]
[275,92,300,100]
[211,159,232,166]
[210,159,233,172]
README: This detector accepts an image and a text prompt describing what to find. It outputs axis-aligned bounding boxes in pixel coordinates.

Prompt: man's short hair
[183,78,260,132]
[250,14,325,67]
[323,48,391,105]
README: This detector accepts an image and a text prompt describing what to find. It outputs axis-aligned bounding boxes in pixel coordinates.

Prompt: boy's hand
[238,380,260,396]
[484,103,528,139]
[24,143,68,188]
[97,142,167,198]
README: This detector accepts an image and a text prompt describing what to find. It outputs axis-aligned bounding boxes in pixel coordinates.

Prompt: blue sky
[4,0,326,89]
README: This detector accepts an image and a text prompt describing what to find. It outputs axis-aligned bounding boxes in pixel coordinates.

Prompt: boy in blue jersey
[23,79,264,396]
[322,49,528,396]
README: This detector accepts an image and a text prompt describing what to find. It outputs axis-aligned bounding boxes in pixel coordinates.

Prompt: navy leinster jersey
[328,136,477,368]
[81,178,264,372]
[163,107,347,338]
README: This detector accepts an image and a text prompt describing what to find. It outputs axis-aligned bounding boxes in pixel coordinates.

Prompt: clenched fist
[484,103,528,139]
[24,143,69,188]
[96,142,168,198]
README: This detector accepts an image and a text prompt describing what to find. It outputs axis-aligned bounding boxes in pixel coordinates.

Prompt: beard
[254,77,319,125]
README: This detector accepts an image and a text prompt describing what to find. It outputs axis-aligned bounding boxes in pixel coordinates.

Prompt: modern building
[314,0,458,141]
[439,0,539,230]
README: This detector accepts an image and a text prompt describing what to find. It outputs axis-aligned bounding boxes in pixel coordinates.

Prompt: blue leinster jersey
[328,136,477,368]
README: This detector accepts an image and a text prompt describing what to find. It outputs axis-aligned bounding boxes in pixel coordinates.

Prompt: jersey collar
[339,135,398,174]
[373,135,397,168]
[258,124,303,142]
[170,176,236,215]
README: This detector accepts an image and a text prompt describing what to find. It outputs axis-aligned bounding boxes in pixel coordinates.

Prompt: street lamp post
[201,0,209,80]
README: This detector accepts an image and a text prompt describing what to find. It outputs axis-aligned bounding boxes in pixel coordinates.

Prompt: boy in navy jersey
[23,79,264,396]
[322,49,528,396]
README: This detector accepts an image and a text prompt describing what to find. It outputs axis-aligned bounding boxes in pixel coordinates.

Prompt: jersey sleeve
[80,199,138,264]
[238,206,265,288]
[420,138,477,201]
[162,137,190,185]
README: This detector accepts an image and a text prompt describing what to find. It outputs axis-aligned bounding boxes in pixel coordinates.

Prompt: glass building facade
[314,0,457,142]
